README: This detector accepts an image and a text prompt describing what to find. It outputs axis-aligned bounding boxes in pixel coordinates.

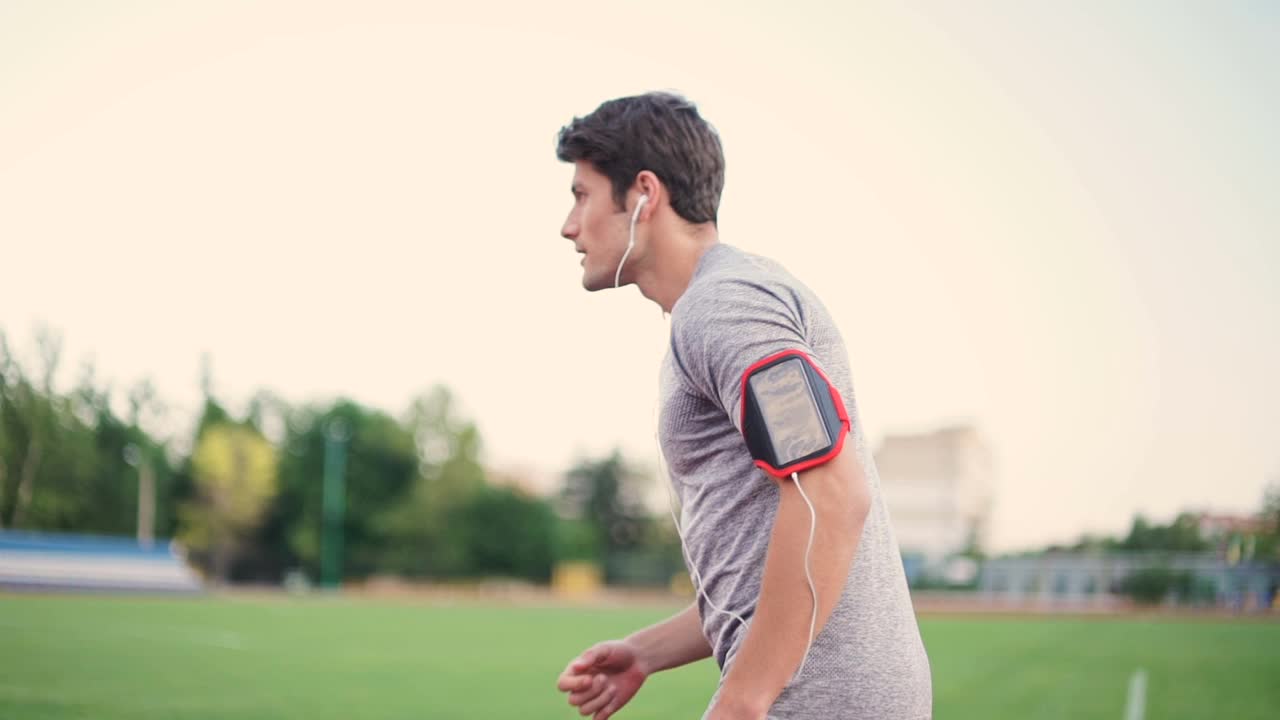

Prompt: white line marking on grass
[1123,668,1147,720]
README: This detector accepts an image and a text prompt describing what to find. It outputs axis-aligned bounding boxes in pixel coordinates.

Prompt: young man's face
[561,161,631,292]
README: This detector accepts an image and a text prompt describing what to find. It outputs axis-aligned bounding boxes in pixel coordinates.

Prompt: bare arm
[557,603,712,719]
[712,447,872,718]
[626,602,713,674]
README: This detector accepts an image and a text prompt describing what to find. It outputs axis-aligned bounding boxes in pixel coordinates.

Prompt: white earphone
[614,194,649,289]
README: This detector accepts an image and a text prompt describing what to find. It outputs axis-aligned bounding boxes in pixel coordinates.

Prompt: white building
[873,425,994,576]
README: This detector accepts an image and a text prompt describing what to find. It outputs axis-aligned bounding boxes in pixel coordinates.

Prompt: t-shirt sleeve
[671,276,820,434]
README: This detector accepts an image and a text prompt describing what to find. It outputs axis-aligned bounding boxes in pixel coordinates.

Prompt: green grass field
[2,594,1277,719]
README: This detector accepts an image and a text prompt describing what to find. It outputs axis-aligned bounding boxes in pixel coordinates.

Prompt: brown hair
[556,92,725,225]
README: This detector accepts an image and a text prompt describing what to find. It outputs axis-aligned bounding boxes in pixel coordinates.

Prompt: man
[553,92,932,720]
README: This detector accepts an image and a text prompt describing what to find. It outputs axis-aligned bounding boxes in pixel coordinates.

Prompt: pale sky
[2,2,1277,552]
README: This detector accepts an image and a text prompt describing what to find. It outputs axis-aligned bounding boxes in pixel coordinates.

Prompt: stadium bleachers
[0,530,202,593]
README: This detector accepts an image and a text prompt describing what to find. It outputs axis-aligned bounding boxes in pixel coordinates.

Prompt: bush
[1121,566,1193,605]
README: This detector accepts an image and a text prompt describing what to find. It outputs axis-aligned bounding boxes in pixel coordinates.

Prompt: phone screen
[747,357,832,465]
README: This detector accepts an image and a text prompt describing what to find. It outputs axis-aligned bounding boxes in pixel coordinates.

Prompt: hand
[556,640,649,720]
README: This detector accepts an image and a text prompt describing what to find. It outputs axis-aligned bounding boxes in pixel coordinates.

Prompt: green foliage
[1120,565,1194,605]
[1067,533,1122,553]
[0,328,171,536]
[0,328,681,587]
[373,388,491,579]
[560,450,654,582]
[268,400,419,581]
[1120,512,1210,552]
[454,484,556,581]
[1057,512,1214,555]
[181,422,278,581]
[164,396,234,538]
[554,517,602,563]
[1256,479,1280,563]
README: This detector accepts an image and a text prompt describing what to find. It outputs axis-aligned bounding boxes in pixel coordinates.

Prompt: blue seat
[0,530,202,592]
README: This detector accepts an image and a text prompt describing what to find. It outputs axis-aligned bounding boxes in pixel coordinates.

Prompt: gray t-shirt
[659,243,933,719]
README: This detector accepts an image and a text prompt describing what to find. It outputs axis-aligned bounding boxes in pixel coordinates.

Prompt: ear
[633,170,662,221]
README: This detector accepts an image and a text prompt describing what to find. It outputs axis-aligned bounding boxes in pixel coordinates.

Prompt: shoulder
[674,248,801,330]
[671,261,810,373]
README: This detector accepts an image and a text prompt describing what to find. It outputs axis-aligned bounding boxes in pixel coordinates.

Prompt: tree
[0,329,176,536]
[1257,477,1280,563]
[377,388,490,578]
[268,400,419,582]
[1121,566,1193,606]
[1119,512,1209,553]
[165,388,235,539]
[559,450,653,582]
[455,484,556,581]
[121,377,171,545]
[74,380,156,537]
[0,328,101,531]
[14,328,62,527]
[179,423,278,582]
[404,386,486,499]
[0,327,64,528]
[0,330,17,529]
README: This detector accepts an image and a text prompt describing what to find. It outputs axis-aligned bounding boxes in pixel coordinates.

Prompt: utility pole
[321,418,350,589]
[124,444,154,549]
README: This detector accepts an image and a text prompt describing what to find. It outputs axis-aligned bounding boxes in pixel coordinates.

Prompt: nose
[561,214,579,241]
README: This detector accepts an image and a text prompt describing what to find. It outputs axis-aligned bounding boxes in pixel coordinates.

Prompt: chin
[577,264,606,292]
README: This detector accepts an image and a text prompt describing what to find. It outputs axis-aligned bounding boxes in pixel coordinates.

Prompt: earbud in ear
[617,195,649,289]
[630,195,649,224]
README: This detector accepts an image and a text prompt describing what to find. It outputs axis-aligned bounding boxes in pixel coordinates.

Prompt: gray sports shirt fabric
[659,243,933,719]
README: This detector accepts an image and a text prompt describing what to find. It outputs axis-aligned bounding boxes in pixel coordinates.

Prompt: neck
[633,225,720,313]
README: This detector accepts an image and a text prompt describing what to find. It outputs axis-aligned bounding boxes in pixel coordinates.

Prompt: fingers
[557,668,593,693]
[571,646,603,673]
[570,649,593,673]
[579,683,615,717]
[595,696,621,720]
[568,674,606,707]
[559,646,603,692]
[559,643,622,712]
